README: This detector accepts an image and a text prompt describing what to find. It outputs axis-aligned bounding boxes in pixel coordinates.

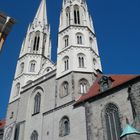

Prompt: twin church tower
[5,0,102,140]
[10,0,101,103]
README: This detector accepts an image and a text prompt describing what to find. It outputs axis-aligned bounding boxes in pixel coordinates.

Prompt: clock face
[5,127,13,140]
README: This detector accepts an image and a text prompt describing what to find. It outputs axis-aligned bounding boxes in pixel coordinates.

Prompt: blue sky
[0,0,140,119]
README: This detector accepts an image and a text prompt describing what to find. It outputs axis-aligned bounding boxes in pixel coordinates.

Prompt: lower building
[4,73,140,140]
[75,74,140,140]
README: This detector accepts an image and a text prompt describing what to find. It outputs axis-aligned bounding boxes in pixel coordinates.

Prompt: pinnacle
[33,0,48,26]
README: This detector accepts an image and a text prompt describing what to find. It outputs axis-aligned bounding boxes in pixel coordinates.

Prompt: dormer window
[98,76,113,92]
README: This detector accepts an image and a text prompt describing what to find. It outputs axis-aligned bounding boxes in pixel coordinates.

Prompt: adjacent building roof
[120,124,140,138]
[76,74,139,104]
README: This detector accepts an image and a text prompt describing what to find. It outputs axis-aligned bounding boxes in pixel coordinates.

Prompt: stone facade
[3,0,140,140]
[75,75,140,140]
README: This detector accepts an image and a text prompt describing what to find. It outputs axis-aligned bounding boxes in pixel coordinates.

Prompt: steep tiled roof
[0,120,6,129]
[76,75,139,104]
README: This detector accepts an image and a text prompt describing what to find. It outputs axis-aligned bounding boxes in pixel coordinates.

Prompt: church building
[3,0,140,140]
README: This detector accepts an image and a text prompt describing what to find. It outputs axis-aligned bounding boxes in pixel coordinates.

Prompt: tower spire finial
[33,0,48,26]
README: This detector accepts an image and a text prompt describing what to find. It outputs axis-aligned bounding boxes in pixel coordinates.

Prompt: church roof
[76,75,139,104]
[0,120,6,129]
[120,124,140,138]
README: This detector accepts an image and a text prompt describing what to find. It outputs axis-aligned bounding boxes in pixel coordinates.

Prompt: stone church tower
[4,0,103,140]
[9,0,55,103]
[57,0,101,79]
[56,0,102,104]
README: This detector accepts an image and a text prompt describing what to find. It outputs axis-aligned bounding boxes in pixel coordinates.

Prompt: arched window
[33,31,40,51]
[105,103,121,140]
[89,37,93,48]
[93,58,97,70]
[79,79,88,94]
[20,62,24,74]
[66,7,70,26]
[63,82,69,95]
[63,56,69,71]
[33,93,41,114]
[29,60,36,72]
[64,35,69,47]
[59,116,70,137]
[76,33,83,45]
[15,83,20,96]
[74,5,80,24]
[31,131,38,140]
[78,53,85,68]
[14,124,20,140]
[60,82,69,98]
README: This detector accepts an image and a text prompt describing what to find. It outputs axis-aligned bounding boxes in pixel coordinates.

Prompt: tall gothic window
[33,31,40,51]
[14,124,20,140]
[31,131,38,140]
[76,33,83,45]
[63,56,69,71]
[64,35,69,47]
[20,62,24,74]
[33,93,41,114]
[105,103,121,140]
[15,83,20,96]
[30,60,36,72]
[63,82,69,95]
[59,116,70,137]
[78,53,85,68]
[66,7,70,26]
[60,82,69,98]
[79,79,88,94]
[74,5,80,24]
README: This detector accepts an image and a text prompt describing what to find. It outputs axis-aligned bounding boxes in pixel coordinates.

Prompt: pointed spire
[33,0,48,26]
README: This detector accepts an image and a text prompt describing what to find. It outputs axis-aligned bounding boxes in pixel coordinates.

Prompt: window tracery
[105,103,121,140]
